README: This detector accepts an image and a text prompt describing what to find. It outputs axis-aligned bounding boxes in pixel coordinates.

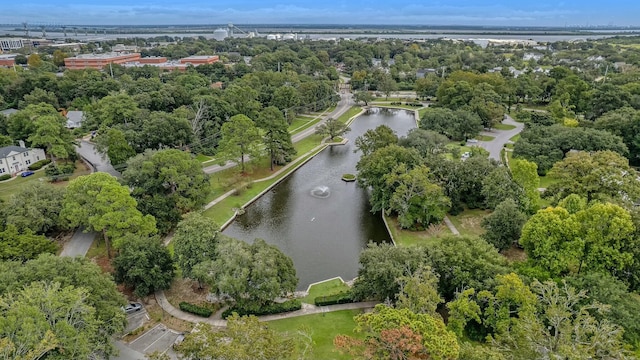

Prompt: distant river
[1,28,634,47]
[222,108,416,290]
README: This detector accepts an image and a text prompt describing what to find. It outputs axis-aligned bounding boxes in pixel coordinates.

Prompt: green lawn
[447,208,491,237]
[385,214,452,247]
[203,135,326,225]
[509,134,521,142]
[0,161,91,202]
[494,123,517,130]
[476,135,495,141]
[418,107,429,119]
[538,175,560,189]
[195,154,214,163]
[267,309,364,360]
[301,279,350,304]
[289,116,321,135]
[337,107,363,124]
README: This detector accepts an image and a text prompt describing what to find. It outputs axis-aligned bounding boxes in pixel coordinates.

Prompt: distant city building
[112,44,139,53]
[179,55,220,65]
[64,53,142,70]
[0,54,17,67]
[0,38,51,51]
[213,28,229,41]
[416,68,437,78]
[523,53,544,61]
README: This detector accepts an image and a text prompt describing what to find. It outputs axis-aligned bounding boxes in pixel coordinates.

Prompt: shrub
[0,174,10,181]
[179,302,213,317]
[342,173,356,182]
[28,159,51,170]
[314,291,354,306]
[221,299,301,319]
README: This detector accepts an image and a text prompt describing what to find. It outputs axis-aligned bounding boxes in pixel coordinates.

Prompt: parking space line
[129,324,164,345]
[143,330,171,353]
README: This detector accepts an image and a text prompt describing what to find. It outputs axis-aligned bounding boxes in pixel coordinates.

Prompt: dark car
[21,171,34,177]
[122,302,143,314]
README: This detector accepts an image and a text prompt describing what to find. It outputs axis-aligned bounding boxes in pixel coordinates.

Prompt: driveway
[128,324,182,357]
[125,307,150,334]
[75,140,121,178]
[59,227,94,257]
[473,114,524,161]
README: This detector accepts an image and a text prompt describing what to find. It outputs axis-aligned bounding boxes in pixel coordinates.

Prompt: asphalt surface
[474,114,524,161]
[75,140,121,177]
[59,227,95,257]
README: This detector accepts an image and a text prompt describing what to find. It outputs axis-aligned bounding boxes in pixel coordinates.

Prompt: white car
[467,139,479,144]
[122,302,142,314]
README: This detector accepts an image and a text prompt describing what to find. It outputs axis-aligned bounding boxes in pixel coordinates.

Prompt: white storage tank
[213,28,228,41]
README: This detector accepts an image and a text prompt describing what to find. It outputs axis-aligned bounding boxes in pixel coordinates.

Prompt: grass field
[289,116,321,135]
[0,161,91,202]
[538,175,560,189]
[385,214,452,247]
[477,135,495,141]
[418,107,429,119]
[301,279,351,304]
[509,134,521,142]
[494,123,517,130]
[268,309,364,360]
[203,135,326,225]
[337,107,363,124]
[448,208,491,237]
[195,154,214,163]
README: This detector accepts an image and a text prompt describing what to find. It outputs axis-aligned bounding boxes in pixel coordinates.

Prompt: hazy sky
[2,0,639,26]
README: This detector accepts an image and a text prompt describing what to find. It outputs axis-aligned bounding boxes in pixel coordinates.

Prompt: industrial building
[179,55,220,65]
[64,53,142,70]
[0,54,17,67]
[0,38,51,51]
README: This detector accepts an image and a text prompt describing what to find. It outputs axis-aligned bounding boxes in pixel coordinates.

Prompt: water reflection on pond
[222,108,417,289]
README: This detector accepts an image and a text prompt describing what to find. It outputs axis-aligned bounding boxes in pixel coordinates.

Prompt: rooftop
[181,55,218,60]
[67,52,140,60]
[0,145,28,158]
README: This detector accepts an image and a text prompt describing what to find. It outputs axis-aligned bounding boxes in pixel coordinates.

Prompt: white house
[0,143,46,176]
[66,111,84,128]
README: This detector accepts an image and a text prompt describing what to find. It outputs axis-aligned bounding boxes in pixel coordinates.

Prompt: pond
[222,108,417,289]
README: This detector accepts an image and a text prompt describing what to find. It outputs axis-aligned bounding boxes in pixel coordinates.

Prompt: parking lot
[125,307,149,334]
[128,324,182,355]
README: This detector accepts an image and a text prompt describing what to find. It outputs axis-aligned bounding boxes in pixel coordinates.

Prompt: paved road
[60,227,95,257]
[474,114,524,162]
[202,90,355,175]
[75,140,121,177]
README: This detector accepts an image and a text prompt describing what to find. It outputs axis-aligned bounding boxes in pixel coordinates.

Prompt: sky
[1,0,639,27]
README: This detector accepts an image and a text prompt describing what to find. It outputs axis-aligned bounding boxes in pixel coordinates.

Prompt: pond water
[222,108,417,289]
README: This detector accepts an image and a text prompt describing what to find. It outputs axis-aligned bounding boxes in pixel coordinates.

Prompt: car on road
[467,139,478,144]
[21,171,35,177]
[123,302,143,314]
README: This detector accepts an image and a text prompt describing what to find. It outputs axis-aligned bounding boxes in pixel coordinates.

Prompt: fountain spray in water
[310,186,330,198]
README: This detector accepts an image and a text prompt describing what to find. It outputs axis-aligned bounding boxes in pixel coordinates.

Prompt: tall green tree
[60,173,157,257]
[196,237,298,307]
[315,117,350,141]
[335,305,460,360]
[0,281,100,360]
[6,182,64,234]
[113,236,174,297]
[546,150,640,206]
[28,114,72,165]
[481,199,528,251]
[509,159,541,214]
[173,212,219,284]
[0,254,126,358]
[354,125,398,157]
[0,225,57,262]
[176,315,296,360]
[386,164,450,230]
[123,149,210,234]
[217,114,262,173]
[95,128,135,166]
[256,106,296,171]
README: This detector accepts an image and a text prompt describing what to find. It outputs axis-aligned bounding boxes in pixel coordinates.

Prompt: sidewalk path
[155,290,377,327]
[443,216,460,236]
[60,227,95,257]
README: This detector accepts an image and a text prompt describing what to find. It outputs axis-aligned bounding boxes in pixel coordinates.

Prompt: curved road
[474,114,524,162]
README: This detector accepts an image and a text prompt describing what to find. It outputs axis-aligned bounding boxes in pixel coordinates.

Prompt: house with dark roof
[0,143,46,176]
